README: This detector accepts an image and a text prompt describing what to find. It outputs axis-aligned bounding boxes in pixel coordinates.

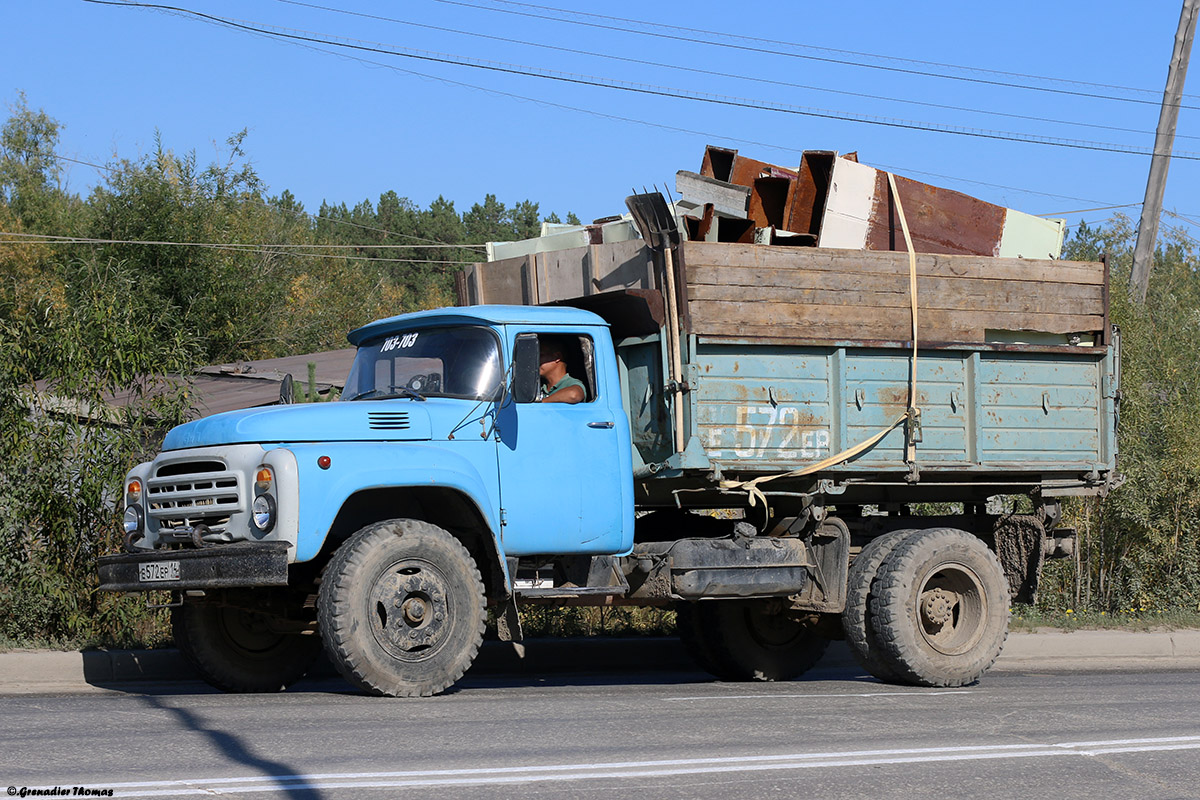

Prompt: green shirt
[540,374,586,401]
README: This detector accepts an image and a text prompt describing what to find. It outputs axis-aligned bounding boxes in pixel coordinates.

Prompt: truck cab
[100,305,634,696]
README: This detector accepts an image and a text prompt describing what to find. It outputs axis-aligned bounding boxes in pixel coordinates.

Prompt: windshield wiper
[349,386,426,402]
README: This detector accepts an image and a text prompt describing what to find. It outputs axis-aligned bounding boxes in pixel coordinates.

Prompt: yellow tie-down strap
[718,172,921,509]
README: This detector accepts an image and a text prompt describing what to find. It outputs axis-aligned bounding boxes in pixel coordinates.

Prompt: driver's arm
[542,384,585,404]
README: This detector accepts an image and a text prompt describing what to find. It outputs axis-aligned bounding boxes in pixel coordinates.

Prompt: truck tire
[869,528,1010,687]
[842,529,916,683]
[687,600,829,681]
[318,519,486,697]
[172,599,321,693]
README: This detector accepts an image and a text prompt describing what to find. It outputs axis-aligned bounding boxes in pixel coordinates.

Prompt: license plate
[138,561,180,582]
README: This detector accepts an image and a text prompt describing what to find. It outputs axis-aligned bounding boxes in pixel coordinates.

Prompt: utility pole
[1130,0,1199,303]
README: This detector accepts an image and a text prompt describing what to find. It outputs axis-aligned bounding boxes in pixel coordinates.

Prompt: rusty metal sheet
[787,151,836,237]
[815,157,1064,259]
[868,171,1007,256]
[699,145,797,191]
[700,145,737,181]
[748,176,792,229]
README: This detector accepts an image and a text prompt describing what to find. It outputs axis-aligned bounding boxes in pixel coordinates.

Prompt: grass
[1008,605,1200,633]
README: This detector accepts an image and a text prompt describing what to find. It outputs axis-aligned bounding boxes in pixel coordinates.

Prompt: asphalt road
[4,664,1200,800]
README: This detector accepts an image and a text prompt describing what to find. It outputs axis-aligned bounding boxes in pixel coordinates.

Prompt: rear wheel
[869,528,1010,687]
[675,602,725,677]
[173,596,321,693]
[842,529,916,682]
[684,600,829,681]
[318,519,486,697]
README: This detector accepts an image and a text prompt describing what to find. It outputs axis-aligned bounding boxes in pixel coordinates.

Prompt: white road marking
[63,735,1200,796]
[663,690,974,701]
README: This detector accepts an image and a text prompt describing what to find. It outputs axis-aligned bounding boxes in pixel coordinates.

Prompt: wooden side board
[459,239,1108,345]
[682,242,1106,343]
[458,240,656,306]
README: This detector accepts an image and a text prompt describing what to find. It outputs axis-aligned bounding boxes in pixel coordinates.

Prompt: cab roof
[348,304,608,345]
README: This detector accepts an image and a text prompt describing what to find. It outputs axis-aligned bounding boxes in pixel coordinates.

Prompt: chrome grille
[147,462,241,532]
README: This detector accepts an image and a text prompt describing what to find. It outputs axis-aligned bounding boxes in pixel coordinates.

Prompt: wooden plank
[685,277,1104,315]
[476,258,525,305]
[689,299,1102,338]
[682,242,1105,285]
[688,261,1107,294]
[686,263,1104,298]
[686,268,1104,307]
[693,319,973,343]
[695,333,1106,354]
[684,249,1105,286]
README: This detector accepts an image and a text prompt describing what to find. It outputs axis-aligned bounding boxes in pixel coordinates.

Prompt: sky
[4,0,1199,245]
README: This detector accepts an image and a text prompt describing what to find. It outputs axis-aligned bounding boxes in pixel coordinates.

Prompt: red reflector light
[318,456,332,470]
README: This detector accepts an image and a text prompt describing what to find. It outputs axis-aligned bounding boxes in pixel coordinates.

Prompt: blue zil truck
[99,198,1119,696]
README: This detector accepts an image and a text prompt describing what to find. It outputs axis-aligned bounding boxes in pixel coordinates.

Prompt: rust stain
[875,386,926,417]
[783,410,822,429]
[867,172,1007,256]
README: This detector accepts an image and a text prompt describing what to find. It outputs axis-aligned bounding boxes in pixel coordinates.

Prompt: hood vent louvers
[368,411,412,431]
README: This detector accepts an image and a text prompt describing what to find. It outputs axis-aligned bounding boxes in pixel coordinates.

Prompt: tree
[463,193,508,243]
[86,130,295,361]
[0,92,69,232]
[0,257,199,644]
[509,199,541,240]
[1049,215,1200,611]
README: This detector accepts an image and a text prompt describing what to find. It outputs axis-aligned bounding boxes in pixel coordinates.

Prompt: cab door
[494,329,632,556]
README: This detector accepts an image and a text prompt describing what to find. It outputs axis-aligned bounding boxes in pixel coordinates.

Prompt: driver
[538,337,585,404]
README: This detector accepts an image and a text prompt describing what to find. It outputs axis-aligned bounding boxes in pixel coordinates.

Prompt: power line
[84,1,1200,162]
[483,0,1200,101]
[212,14,1162,211]
[433,0,1200,111]
[0,231,485,264]
[1037,203,1143,217]
[273,0,1200,143]
[1166,209,1200,229]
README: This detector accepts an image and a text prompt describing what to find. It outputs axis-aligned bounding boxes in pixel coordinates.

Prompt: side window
[517,333,597,404]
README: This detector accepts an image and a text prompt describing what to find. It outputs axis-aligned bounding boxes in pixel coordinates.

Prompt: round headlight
[251,494,276,532]
[123,505,143,535]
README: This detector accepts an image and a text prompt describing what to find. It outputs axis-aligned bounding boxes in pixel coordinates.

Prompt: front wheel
[318,519,486,697]
[869,528,1010,687]
[172,597,321,693]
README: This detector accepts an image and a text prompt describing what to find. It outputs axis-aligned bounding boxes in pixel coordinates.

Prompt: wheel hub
[920,588,956,628]
[371,567,450,656]
[916,563,988,656]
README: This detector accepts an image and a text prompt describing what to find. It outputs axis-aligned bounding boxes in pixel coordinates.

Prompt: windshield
[344,325,502,402]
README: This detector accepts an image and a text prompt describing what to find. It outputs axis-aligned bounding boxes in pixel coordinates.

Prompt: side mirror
[511,334,540,403]
[279,373,294,405]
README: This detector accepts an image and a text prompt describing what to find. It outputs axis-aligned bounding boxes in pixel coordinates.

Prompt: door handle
[588,421,615,429]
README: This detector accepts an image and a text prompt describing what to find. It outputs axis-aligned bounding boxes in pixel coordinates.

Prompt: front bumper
[97,541,291,593]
